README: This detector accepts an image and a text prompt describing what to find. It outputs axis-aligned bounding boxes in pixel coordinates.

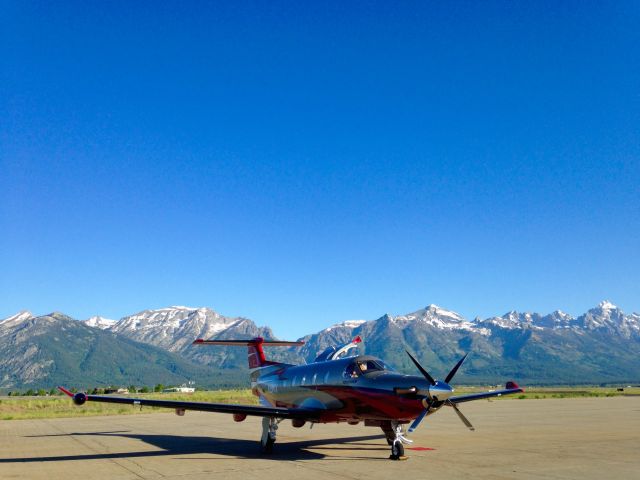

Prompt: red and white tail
[192,337,304,368]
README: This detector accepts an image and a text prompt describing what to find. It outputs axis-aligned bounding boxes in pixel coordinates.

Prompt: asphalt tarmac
[1,397,638,479]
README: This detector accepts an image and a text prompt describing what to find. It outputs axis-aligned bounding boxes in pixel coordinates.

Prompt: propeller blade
[444,353,468,383]
[405,350,436,386]
[408,405,430,433]
[447,400,475,431]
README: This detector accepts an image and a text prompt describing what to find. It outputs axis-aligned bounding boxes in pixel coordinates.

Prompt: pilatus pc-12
[59,336,523,460]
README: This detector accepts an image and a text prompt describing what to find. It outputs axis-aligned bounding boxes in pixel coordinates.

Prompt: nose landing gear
[391,440,405,460]
[389,421,411,460]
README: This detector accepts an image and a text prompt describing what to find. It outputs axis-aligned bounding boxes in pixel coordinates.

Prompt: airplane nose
[429,381,454,401]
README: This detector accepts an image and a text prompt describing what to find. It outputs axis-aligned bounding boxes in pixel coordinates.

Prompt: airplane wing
[57,386,318,420]
[448,381,524,404]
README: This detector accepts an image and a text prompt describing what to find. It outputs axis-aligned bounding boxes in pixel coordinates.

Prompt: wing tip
[506,381,524,392]
[57,386,74,397]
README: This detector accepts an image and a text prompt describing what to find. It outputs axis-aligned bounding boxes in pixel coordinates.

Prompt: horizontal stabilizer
[192,336,304,368]
[192,338,304,347]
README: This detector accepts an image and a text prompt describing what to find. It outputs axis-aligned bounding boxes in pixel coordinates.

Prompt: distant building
[104,388,129,394]
[163,385,195,393]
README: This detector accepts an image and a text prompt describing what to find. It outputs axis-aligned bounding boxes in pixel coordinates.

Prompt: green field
[1,387,638,420]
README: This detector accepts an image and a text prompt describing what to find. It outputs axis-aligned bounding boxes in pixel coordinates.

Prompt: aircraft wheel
[260,435,275,454]
[390,440,405,460]
[260,417,277,454]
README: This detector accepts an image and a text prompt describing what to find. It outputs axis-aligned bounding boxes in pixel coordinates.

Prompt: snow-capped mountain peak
[0,311,33,326]
[323,319,366,332]
[598,300,617,310]
[109,306,258,353]
[393,304,482,332]
[575,300,636,336]
[84,316,117,329]
[480,312,523,330]
[533,310,574,329]
[400,304,465,322]
[425,304,466,322]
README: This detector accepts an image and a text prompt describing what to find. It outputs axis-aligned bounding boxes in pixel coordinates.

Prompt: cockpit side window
[343,363,359,379]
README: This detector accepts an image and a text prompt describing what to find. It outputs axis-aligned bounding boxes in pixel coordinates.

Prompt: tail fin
[192,337,304,368]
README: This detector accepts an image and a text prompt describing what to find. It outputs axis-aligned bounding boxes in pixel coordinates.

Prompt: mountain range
[1,301,639,390]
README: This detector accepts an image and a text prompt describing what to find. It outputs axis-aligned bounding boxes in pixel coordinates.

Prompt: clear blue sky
[1,2,639,338]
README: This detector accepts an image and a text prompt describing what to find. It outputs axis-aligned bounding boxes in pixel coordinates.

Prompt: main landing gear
[384,421,412,460]
[260,417,278,453]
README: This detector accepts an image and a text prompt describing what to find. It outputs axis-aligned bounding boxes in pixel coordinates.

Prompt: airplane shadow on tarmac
[5,431,389,463]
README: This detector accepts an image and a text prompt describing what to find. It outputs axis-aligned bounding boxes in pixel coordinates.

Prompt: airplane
[58,335,524,460]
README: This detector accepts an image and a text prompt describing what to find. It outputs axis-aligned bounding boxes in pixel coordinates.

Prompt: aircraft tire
[260,435,275,454]
[390,440,404,460]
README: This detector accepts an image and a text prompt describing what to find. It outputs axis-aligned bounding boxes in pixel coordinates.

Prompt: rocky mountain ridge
[306,301,640,338]
[295,301,640,384]
[0,312,243,389]
[2,301,639,388]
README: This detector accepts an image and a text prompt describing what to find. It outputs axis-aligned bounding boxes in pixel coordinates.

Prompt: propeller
[405,350,436,385]
[408,403,430,433]
[404,350,473,433]
[446,400,475,431]
[445,353,468,383]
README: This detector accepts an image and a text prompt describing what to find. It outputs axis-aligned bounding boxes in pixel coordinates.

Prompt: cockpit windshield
[357,359,388,373]
[343,359,391,379]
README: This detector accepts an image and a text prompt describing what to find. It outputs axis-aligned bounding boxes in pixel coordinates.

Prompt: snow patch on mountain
[534,310,574,329]
[84,316,117,329]
[324,319,366,332]
[573,300,639,338]
[598,300,617,310]
[480,311,542,330]
[108,306,255,352]
[0,311,33,326]
[393,304,487,333]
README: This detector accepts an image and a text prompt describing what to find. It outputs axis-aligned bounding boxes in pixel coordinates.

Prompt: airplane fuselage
[252,355,449,424]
